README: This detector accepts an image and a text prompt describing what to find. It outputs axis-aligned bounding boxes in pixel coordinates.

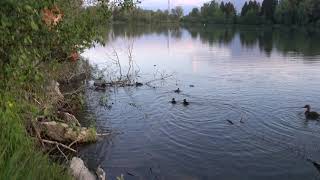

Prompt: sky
[138,0,262,14]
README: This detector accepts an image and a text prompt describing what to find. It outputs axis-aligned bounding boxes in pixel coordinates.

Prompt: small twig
[42,139,77,153]
[47,145,57,154]
[33,98,41,106]
[68,139,79,148]
[56,144,69,162]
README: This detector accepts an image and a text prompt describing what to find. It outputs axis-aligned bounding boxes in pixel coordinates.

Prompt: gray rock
[70,157,96,180]
[58,112,81,126]
[46,80,64,105]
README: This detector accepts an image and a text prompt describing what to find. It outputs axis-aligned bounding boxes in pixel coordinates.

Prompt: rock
[39,121,69,142]
[53,81,64,100]
[58,112,81,126]
[96,166,106,180]
[38,121,97,143]
[70,157,96,180]
[47,80,64,104]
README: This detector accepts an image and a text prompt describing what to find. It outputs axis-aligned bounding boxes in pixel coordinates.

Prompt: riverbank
[0,1,112,179]
[0,59,103,179]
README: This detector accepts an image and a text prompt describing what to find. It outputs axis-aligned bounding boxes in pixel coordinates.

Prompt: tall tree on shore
[241,2,249,16]
[220,2,226,12]
[171,6,184,19]
[261,0,278,22]
[224,2,237,17]
[241,1,260,16]
[189,7,200,17]
[240,0,262,24]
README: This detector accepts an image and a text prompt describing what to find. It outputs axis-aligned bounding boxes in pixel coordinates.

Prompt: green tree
[190,8,200,17]
[261,0,278,22]
[171,6,184,20]
[241,2,249,16]
[240,1,262,24]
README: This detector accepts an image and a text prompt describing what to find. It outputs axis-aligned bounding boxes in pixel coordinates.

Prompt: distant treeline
[112,6,183,23]
[112,0,320,26]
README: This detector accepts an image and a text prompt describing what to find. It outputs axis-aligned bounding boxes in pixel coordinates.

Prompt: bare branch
[42,139,77,153]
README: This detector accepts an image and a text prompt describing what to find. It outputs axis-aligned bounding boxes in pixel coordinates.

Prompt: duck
[183,99,189,106]
[174,88,181,93]
[135,82,143,87]
[303,105,319,120]
[170,98,177,104]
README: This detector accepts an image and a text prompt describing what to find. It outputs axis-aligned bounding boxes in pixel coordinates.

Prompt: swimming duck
[174,88,181,93]
[135,82,143,87]
[183,99,189,106]
[303,105,319,120]
[170,98,177,104]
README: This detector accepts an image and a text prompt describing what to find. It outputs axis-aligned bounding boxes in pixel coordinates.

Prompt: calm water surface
[80,25,320,180]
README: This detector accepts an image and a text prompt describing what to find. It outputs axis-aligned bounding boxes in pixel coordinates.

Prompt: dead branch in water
[145,74,174,88]
[110,46,123,80]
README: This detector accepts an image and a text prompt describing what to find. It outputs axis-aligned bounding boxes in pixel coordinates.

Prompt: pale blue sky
[138,0,262,14]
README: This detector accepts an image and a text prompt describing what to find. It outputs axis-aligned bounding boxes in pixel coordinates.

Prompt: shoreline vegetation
[0,0,138,179]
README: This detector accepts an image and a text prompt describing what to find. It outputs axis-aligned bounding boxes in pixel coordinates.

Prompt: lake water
[80,24,320,180]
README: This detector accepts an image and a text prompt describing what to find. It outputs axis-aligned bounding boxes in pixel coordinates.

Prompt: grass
[0,93,72,180]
